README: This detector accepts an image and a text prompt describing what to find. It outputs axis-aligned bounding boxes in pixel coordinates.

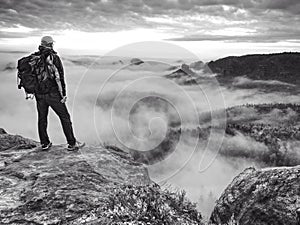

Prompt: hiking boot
[41,142,52,151]
[67,141,85,151]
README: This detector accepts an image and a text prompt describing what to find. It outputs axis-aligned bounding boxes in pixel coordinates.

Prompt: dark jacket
[35,45,66,96]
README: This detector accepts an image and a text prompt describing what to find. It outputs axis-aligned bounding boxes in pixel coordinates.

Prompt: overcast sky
[0,0,300,59]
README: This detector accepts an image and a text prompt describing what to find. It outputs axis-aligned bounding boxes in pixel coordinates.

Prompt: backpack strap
[17,71,21,89]
[46,54,64,98]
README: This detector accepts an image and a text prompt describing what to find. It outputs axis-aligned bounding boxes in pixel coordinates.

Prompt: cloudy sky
[1,0,300,59]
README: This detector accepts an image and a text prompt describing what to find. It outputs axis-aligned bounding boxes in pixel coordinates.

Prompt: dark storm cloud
[253,0,300,13]
[0,0,299,42]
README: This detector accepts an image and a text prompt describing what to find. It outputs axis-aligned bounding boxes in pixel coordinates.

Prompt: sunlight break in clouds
[0,24,36,33]
[1,0,300,220]
[0,28,176,56]
[1,0,300,58]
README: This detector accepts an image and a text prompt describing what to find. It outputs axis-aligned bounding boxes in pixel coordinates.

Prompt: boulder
[0,130,37,151]
[0,128,7,134]
[210,166,300,225]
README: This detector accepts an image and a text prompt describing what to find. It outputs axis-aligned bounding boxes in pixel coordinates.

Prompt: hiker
[26,36,84,151]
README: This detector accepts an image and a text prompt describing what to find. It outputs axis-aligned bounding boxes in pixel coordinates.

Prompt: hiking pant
[35,92,76,145]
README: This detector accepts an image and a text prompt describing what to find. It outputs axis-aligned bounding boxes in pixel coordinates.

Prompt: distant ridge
[0,50,29,54]
[208,52,300,84]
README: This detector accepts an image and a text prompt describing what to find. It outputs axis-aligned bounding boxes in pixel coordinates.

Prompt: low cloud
[232,76,295,87]
[1,51,300,218]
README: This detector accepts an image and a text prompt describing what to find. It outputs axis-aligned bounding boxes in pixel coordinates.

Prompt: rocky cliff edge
[0,129,202,225]
[210,166,300,225]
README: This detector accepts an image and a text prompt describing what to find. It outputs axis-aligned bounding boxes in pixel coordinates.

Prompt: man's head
[41,36,54,48]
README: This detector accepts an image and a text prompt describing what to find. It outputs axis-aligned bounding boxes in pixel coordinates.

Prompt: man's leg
[36,95,50,145]
[47,94,76,145]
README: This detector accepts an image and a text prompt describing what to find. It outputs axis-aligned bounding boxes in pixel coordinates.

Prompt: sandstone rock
[0,132,203,224]
[130,58,144,65]
[0,135,150,224]
[190,61,205,70]
[0,128,7,134]
[0,131,37,151]
[165,65,198,85]
[210,166,300,225]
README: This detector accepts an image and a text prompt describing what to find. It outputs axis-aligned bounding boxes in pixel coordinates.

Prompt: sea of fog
[1,51,299,218]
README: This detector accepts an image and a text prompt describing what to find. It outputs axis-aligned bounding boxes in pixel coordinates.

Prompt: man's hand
[26,93,35,100]
[61,96,67,103]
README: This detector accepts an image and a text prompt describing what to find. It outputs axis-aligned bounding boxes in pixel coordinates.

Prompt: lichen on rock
[0,129,37,151]
[0,129,203,224]
[210,166,300,225]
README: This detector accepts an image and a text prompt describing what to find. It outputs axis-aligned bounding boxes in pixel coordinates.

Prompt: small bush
[101,183,203,225]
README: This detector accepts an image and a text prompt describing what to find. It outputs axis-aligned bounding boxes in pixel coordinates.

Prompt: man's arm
[53,55,66,97]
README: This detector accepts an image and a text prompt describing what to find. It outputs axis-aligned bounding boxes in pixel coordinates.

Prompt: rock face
[0,130,203,224]
[0,131,150,224]
[190,61,205,70]
[0,129,37,151]
[210,166,300,225]
[0,128,7,134]
[130,58,144,65]
[208,52,300,84]
[165,64,198,85]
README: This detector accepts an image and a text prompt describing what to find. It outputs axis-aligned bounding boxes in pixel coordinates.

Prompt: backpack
[17,53,46,94]
[17,52,55,95]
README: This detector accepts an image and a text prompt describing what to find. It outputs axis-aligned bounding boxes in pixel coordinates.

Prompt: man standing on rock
[30,36,84,151]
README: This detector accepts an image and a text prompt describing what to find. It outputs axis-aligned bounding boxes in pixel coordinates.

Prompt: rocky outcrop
[165,64,198,85]
[210,166,300,225]
[190,61,205,70]
[0,129,37,151]
[0,130,203,224]
[112,59,124,65]
[130,58,144,65]
[208,52,300,84]
[3,62,16,71]
[0,128,7,134]
[0,131,150,224]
